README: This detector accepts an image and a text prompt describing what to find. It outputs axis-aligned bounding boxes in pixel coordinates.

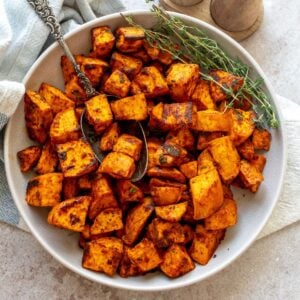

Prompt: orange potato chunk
[155,202,188,222]
[191,79,215,110]
[99,122,120,152]
[166,128,195,150]
[237,139,255,160]
[91,26,115,58]
[197,131,224,150]
[62,177,79,199]
[116,26,145,53]
[116,180,144,203]
[17,145,41,172]
[103,70,131,98]
[150,185,183,206]
[113,134,143,161]
[35,141,58,174]
[147,166,186,183]
[119,246,143,277]
[239,159,264,192]
[179,161,198,179]
[252,128,271,151]
[196,110,230,132]
[250,154,267,172]
[64,75,87,105]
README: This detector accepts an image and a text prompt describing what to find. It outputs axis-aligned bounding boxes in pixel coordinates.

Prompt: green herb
[123,5,278,129]
[159,154,168,164]
[129,187,137,194]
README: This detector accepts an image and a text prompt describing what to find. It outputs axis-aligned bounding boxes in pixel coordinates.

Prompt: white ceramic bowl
[4,11,286,291]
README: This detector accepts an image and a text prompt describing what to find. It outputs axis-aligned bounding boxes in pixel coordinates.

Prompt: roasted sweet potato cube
[85,94,113,134]
[180,161,198,179]
[90,208,123,235]
[48,196,91,231]
[161,244,195,278]
[166,128,195,151]
[78,175,92,191]
[65,75,87,105]
[89,173,118,219]
[116,26,145,53]
[103,70,131,98]
[252,128,271,151]
[182,224,194,244]
[189,225,225,265]
[26,173,63,206]
[113,134,143,161]
[237,139,255,160]
[155,201,188,222]
[147,166,186,183]
[191,79,215,110]
[63,177,79,199]
[123,197,154,245]
[196,110,230,132]
[127,238,161,272]
[131,66,169,98]
[91,26,115,58]
[250,154,266,172]
[208,136,240,183]
[239,159,264,192]
[149,177,187,190]
[143,41,173,65]
[39,83,75,115]
[204,198,237,230]
[24,90,53,143]
[17,146,41,172]
[150,185,183,206]
[111,94,148,121]
[61,55,85,83]
[82,237,123,276]
[197,149,216,174]
[119,246,143,277]
[229,109,255,146]
[210,70,244,102]
[56,139,98,178]
[99,152,136,179]
[50,108,81,144]
[99,122,120,152]
[110,52,143,79]
[147,138,162,169]
[35,141,58,174]
[197,131,224,150]
[166,63,199,102]
[116,180,144,203]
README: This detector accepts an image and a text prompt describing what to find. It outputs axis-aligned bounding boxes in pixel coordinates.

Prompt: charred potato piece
[208,136,240,183]
[196,110,230,132]
[26,173,63,206]
[110,94,148,121]
[179,161,198,179]
[116,26,145,53]
[65,75,87,105]
[119,246,143,277]
[103,70,131,98]
[239,159,264,192]
[48,196,91,232]
[116,180,144,203]
[82,237,123,276]
[166,128,195,151]
[150,185,183,206]
[130,49,150,64]
[250,154,266,172]
[147,166,186,183]
[252,128,271,151]
[78,175,92,191]
[99,152,136,179]
[35,141,58,174]
[191,79,215,110]
[113,134,143,161]
[85,94,113,134]
[123,197,154,245]
[91,26,115,58]
[24,90,53,144]
[161,244,195,278]
[131,66,169,98]
[166,63,199,102]
[155,201,188,222]
[90,208,123,235]
[99,122,120,152]
[237,139,255,160]
[39,83,75,115]
[50,108,81,144]
[56,139,98,178]
[63,177,79,199]
[197,131,224,150]
[17,146,41,172]
[127,238,162,272]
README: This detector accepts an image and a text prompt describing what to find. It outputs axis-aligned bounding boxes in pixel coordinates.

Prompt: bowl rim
[4,10,287,291]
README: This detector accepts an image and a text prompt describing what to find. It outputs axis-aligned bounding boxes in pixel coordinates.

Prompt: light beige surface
[1,0,300,299]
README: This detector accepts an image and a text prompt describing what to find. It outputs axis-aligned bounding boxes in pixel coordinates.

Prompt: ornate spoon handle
[27,0,98,98]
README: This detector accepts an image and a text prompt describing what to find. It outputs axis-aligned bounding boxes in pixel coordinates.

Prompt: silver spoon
[27,0,148,182]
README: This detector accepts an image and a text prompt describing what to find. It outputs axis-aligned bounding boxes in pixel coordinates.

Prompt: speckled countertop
[1,1,300,299]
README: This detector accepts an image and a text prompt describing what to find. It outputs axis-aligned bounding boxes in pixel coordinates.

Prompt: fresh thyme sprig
[123,5,279,129]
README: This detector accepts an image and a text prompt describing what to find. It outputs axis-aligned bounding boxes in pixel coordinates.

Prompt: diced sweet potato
[82,237,123,276]
[85,94,113,134]
[103,70,131,98]
[63,177,79,199]
[191,79,215,110]
[35,141,58,174]
[250,154,266,172]
[39,83,75,115]
[91,26,116,58]
[17,146,41,172]
[131,66,169,98]
[155,201,188,222]
[48,196,91,232]
[252,128,271,151]
[123,197,154,245]
[149,178,187,190]
[166,63,199,102]
[210,70,244,102]
[56,139,98,178]
[78,175,92,190]
[147,166,186,183]
[116,180,144,203]
[89,173,118,219]
[196,110,230,132]
[130,49,151,63]
[64,75,87,105]
[90,208,123,235]
[197,131,224,150]
[204,198,237,230]
[110,52,143,79]
[99,152,136,179]
[110,94,148,121]
[119,246,143,277]
[237,139,255,160]
[166,128,195,150]
[208,136,240,183]
[161,244,195,278]
[99,122,120,152]
[197,149,216,174]
[127,238,162,272]
[50,108,81,144]
[143,41,173,65]
[61,55,79,83]
[150,185,183,206]
[26,173,63,206]
[113,134,143,161]
[239,159,264,192]
[116,26,145,53]
[179,161,198,179]
[24,90,53,143]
